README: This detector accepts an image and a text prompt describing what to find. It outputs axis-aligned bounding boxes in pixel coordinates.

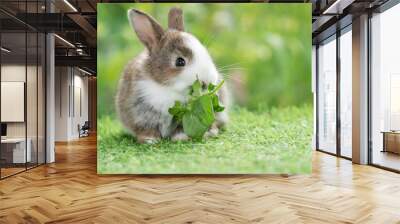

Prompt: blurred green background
[97,3,312,174]
[98,3,312,117]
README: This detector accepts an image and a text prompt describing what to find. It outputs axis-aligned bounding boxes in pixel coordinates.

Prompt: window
[339,27,352,158]
[370,3,400,171]
[317,36,337,154]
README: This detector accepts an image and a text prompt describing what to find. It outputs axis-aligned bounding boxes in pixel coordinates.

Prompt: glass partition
[1,30,28,177]
[0,1,46,179]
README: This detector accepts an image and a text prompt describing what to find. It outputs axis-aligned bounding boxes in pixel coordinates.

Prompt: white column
[352,14,369,164]
[46,32,55,163]
[45,0,56,163]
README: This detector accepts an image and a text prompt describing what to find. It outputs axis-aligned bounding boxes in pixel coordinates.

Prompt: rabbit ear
[128,9,164,51]
[168,7,184,31]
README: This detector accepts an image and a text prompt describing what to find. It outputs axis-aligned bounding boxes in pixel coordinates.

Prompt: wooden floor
[0,167,26,178]
[373,150,400,171]
[1,135,400,223]
[1,163,44,178]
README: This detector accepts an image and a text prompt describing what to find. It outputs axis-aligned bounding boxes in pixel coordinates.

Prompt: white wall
[1,82,25,122]
[55,67,89,141]
[70,73,89,139]
[55,66,70,141]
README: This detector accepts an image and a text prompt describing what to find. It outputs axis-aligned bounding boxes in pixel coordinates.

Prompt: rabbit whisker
[226,76,245,84]
[217,62,244,69]
[217,68,245,72]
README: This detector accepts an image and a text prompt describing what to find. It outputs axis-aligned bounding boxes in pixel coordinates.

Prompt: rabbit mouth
[166,77,193,93]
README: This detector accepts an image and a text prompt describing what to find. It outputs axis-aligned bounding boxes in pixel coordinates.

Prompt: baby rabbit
[116,8,228,143]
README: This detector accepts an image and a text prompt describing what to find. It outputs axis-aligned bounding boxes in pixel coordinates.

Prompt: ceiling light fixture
[1,47,11,53]
[63,0,78,12]
[78,67,93,76]
[54,34,75,48]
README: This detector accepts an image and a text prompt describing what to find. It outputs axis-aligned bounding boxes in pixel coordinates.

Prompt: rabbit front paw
[137,136,160,144]
[171,132,189,141]
[136,132,161,144]
[205,126,219,138]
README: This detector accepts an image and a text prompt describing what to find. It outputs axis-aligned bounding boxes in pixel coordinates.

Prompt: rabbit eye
[175,57,186,67]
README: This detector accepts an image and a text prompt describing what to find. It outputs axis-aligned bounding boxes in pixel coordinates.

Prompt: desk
[1,138,31,163]
[382,131,400,154]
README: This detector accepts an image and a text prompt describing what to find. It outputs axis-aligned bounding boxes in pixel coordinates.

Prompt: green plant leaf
[212,95,225,112]
[182,113,209,140]
[191,79,202,97]
[208,83,216,91]
[192,95,215,127]
[169,79,225,140]
[168,101,187,122]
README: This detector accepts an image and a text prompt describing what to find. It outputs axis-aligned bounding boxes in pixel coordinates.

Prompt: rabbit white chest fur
[136,79,187,114]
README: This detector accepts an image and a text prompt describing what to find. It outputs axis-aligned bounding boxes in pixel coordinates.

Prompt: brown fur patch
[144,30,193,84]
[168,7,184,31]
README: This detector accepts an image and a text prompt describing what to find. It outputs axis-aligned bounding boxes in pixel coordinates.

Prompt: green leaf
[168,78,225,140]
[212,95,225,112]
[208,83,216,92]
[190,79,202,97]
[182,113,209,140]
[192,95,215,127]
[168,101,187,122]
[207,79,225,96]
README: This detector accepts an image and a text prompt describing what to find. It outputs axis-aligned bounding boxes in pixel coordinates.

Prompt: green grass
[97,105,313,174]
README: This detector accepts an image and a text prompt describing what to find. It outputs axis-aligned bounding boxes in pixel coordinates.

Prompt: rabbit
[116,7,229,144]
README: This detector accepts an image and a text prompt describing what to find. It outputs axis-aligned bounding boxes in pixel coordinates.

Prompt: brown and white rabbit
[116,8,229,143]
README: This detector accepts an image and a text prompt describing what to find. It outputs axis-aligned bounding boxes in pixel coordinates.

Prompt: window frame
[367,0,400,173]
[315,23,353,160]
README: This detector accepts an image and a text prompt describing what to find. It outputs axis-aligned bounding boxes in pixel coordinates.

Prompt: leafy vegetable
[168,79,225,140]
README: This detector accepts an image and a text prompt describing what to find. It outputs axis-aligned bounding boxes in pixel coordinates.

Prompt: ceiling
[0,0,98,75]
[1,0,395,74]
[312,0,390,43]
